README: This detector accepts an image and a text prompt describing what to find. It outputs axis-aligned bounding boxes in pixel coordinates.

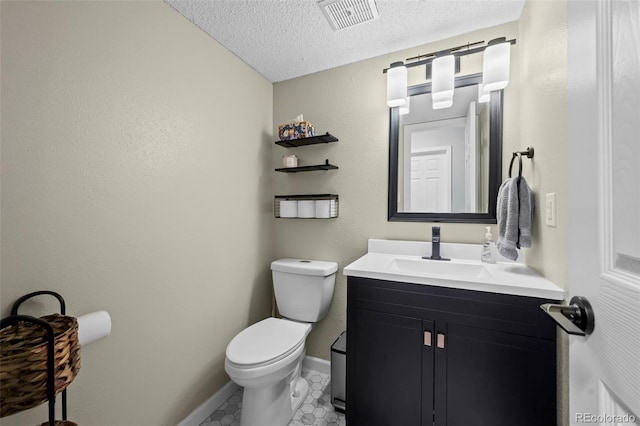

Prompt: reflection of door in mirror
[407,145,452,212]
[403,123,459,212]
[464,101,478,212]
[399,87,487,213]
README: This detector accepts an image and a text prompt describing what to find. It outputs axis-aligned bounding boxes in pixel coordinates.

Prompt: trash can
[330,331,346,413]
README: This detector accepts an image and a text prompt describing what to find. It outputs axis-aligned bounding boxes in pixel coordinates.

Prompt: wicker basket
[0,314,81,418]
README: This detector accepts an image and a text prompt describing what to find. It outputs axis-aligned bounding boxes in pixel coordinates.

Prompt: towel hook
[516,147,535,158]
[509,147,534,178]
[509,152,523,178]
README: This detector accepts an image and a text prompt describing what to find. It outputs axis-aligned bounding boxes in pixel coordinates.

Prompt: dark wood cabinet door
[442,324,556,426]
[348,309,424,426]
[346,277,558,426]
[422,320,435,426]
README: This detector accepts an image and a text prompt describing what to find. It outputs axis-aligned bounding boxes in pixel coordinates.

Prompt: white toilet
[224,258,337,426]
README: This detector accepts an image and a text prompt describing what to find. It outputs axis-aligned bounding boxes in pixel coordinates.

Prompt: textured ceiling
[166,0,525,83]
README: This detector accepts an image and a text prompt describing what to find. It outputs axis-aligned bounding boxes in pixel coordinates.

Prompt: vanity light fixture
[478,84,490,103]
[399,96,410,115]
[383,38,516,110]
[431,52,455,109]
[386,62,408,107]
[482,37,511,92]
[432,97,453,110]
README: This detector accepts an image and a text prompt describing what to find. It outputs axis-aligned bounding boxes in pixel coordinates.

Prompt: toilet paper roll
[77,311,112,346]
[315,200,331,219]
[297,200,316,218]
[280,200,298,218]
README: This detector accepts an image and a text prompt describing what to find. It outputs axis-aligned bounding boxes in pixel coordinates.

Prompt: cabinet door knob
[437,333,445,349]
[424,331,432,346]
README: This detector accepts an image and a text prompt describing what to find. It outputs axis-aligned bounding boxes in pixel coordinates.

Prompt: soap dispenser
[481,226,497,264]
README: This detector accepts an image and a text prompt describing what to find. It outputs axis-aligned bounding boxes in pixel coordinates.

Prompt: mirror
[388,73,502,223]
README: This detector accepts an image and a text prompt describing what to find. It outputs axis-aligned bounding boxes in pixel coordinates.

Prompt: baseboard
[176,380,240,426]
[177,355,331,426]
[302,355,330,375]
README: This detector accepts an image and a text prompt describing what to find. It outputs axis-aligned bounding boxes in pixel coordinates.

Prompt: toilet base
[240,376,309,426]
[290,376,309,413]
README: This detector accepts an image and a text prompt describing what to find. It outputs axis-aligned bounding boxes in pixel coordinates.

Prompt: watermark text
[576,412,637,424]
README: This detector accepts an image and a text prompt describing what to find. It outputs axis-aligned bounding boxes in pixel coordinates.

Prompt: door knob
[540,296,595,336]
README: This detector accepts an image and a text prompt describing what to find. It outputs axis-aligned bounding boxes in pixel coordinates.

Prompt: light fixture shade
[432,55,455,100]
[478,84,490,103]
[432,95,453,110]
[399,96,410,115]
[386,63,407,107]
[482,40,510,91]
[432,91,452,102]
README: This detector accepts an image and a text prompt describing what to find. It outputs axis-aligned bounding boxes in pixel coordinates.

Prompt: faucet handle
[432,226,441,241]
[424,226,450,261]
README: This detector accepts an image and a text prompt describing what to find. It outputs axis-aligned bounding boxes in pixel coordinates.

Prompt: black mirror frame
[388,73,502,223]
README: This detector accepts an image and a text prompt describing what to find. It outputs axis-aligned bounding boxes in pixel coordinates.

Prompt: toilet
[224,258,337,426]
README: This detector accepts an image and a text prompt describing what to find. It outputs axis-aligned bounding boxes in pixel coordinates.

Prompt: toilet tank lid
[271,259,338,276]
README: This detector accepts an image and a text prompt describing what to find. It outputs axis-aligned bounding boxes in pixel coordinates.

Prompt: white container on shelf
[282,155,298,168]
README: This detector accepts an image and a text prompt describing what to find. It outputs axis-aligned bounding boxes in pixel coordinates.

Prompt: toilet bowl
[225,318,311,426]
[224,259,337,426]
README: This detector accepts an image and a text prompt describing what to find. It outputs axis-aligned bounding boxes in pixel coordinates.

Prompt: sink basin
[390,258,492,279]
[342,239,565,300]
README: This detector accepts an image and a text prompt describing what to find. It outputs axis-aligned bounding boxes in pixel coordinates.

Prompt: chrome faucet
[423,226,450,261]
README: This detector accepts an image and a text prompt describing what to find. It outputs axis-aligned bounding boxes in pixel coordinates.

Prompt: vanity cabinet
[346,276,559,426]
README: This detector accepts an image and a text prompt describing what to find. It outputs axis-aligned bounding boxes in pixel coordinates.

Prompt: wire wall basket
[275,194,339,219]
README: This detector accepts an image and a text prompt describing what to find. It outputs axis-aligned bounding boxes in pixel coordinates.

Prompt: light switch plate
[545,193,557,227]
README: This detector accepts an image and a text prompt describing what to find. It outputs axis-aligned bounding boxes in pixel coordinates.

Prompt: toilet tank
[271,259,338,322]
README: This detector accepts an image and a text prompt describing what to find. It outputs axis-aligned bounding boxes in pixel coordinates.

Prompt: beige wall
[518,2,569,425]
[273,21,520,361]
[519,1,568,290]
[0,2,273,425]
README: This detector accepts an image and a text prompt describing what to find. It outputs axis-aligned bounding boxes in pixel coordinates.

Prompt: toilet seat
[226,318,308,368]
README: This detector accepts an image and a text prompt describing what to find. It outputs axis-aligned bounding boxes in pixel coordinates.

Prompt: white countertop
[343,239,565,300]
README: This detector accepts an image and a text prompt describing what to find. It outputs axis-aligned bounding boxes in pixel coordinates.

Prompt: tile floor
[199,368,346,426]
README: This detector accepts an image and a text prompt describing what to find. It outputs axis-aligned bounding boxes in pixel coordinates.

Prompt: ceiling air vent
[318,0,380,31]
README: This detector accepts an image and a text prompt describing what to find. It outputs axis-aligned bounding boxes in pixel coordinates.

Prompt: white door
[403,118,465,212]
[409,147,451,212]
[568,1,640,424]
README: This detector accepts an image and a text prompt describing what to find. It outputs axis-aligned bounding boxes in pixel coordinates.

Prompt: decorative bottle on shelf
[481,226,498,264]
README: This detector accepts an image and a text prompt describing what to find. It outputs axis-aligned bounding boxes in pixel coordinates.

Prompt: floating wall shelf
[275,133,338,148]
[275,159,339,173]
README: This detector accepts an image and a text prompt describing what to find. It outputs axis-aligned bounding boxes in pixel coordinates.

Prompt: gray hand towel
[518,176,534,248]
[497,176,535,260]
[497,177,519,260]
